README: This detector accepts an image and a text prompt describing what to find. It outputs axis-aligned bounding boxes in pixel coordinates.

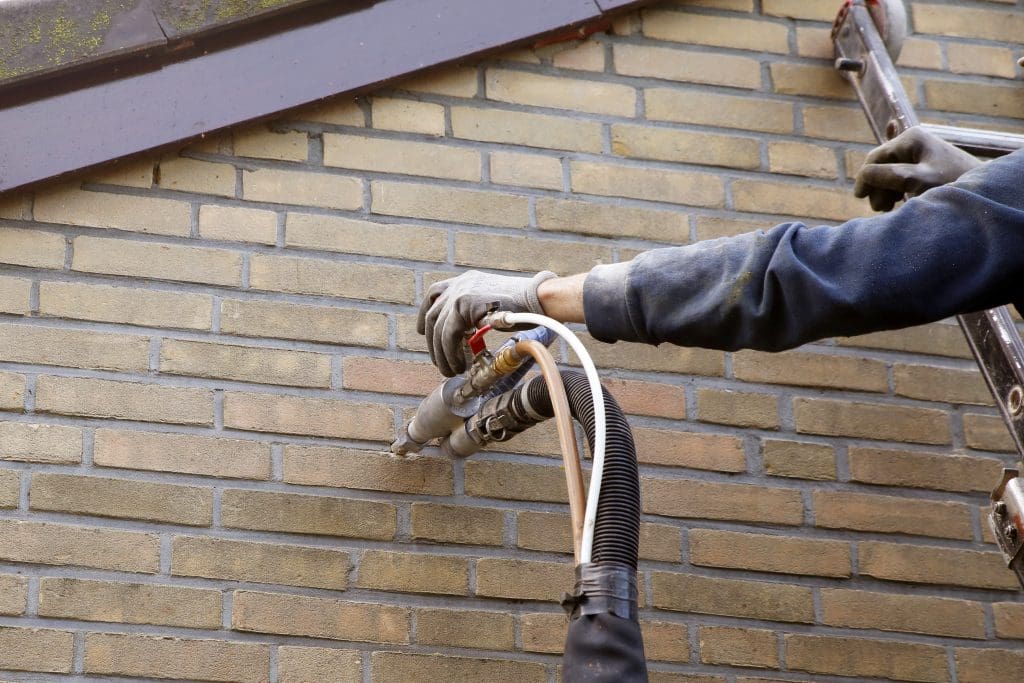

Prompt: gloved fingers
[868,187,902,212]
[863,127,933,167]
[417,280,450,335]
[422,297,446,373]
[438,308,470,377]
[854,162,921,198]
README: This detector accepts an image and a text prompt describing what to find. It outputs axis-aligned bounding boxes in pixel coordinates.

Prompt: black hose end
[560,562,639,622]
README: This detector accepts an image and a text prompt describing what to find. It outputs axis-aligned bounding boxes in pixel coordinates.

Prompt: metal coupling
[989,467,1024,589]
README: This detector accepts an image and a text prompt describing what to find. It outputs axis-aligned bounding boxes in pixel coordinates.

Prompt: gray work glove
[417,270,557,377]
[854,126,982,212]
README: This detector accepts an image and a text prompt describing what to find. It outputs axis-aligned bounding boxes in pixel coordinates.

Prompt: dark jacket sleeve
[583,148,1024,352]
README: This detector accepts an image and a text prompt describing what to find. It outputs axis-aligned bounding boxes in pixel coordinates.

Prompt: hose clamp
[560,562,638,622]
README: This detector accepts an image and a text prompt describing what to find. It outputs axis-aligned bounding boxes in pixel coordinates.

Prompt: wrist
[537,273,587,323]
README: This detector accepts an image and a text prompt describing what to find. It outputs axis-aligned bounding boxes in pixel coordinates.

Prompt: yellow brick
[398,66,478,97]
[733,349,888,392]
[233,124,308,161]
[601,377,687,420]
[371,652,545,683]
[0,422,81,464]
[0,322,149,372]
[795,26,834,59]
[0,194,27,219]
[490,151,563,190]
[849,446,1002,493]
[34,186,192,236]
[911,3,1024,42]
[411,502,504,546]
[963,412,1015,452]
[0,371,23,411]
[486,68,634,117]
[86,158,155,188]
[0,469,18,509]
[160,339,331,388]
[576,334,725,375]
[787,634,948,682]
[173,536,350,589]
[72,235,243,286]
[324,133,480,181]
[860,540,1019,591]
[612,124,760,170]
[947,42,1017,79]
[300,94,365,125]
[37,376,213,425]
[536,197,687,241]
[894,363,992,406]
[794,397,951,445]
[897,37,944,70]
[285,212,447,261]
[802,105,875,144]
[642,621,690,663]
[520,612,565,653]
[93,429,270,479]
[232,590,410,643]
[762,0,839,21]
[357,550,468,595]
[284,445,453,495]
[39,281,213,330]
[816,490,972,540]
[279,647,362,683]
[30,473,214,526]
[0,626,73,674]
[243,168,363,209]
[615,44,761,89]
[454,232,610,273]
[821,588,986,639]
[0,275,31,315]
[158,157,236,197]
[839,322,971,359]
[416,608,514,650]
[341,357,438,397]
[571,161,724,207]
[957,648,1024,683]
[0,519,159,572]
[198,204,278,245]
[0,574,27,615]
[371,97,445,136]
[700,626,778,669]
[516,510,679,562]
[690,529,850,577]
[768,140,838,179]
[643,478,804,524]
[925,79,1024,120]
[464,460,569,503]
[84,633,269,683]
[653,572,813,623]
[684,0,752,9]
[451,107,604,152]
[763,439,836,481]
[646,88,793,133]
[249,253,414,303]
[697,388,779,429]
[221,298,387,347]
[733,179,870,221]
[993,602,1024,639]
[552,39,605,71]
[642,9,789,53]
[38,578,221,628]
[633,428,746,471]
[476,558,574,602]
[694,215,772,241]
[371,180,530,228]
[224,391,391,440]
[0,227,65,269]
[222,488,395,540]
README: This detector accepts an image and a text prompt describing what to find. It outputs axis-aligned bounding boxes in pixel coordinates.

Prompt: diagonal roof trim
[0,0,653,195]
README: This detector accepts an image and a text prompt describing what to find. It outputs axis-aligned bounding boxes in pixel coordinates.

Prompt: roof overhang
[0,0,651,195]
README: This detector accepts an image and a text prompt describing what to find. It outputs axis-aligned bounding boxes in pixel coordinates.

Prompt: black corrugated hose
[517,371,648,682]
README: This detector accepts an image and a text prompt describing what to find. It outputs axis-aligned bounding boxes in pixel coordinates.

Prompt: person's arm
[584,146,1024,351]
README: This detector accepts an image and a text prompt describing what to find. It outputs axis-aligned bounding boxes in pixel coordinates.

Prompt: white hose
[498,312,606,564]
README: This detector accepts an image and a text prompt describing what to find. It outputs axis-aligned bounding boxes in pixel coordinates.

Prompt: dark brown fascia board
[0,0,656,195]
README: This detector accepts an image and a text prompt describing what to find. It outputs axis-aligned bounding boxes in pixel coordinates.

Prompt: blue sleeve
[583,148,1024,351]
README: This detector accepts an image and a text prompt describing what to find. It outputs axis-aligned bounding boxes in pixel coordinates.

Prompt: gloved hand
[854,126,982,212]
[417,270,557,377]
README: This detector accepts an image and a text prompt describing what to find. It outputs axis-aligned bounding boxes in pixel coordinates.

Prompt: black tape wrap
[561,562,638,621]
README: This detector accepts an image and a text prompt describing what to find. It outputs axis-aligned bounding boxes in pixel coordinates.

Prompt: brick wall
[1,0,1023,680]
